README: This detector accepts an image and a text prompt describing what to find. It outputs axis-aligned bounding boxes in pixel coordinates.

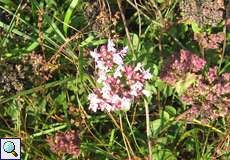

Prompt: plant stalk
[119,114,131,159]
[144,99,152,160]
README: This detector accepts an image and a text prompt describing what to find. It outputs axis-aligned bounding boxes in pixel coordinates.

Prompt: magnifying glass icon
[3,141,18,157]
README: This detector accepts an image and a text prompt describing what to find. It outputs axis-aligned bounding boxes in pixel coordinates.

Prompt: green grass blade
[44,13,66,41]
[0,21,35,41]
[30,0,66,41]
[0,78,73,105]
[0,0,14,6]
[63,0,80,34]
[29,123,68,138]
[0,6,59,52]
[0,21,57,52]
[0,0,23,47]
[26,26,54,52]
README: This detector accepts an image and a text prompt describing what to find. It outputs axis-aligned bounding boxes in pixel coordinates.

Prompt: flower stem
[125,113,142,154]
[107,112,134,157]
[192,119,225,135]
[116,0,136,61]
[144,98,152,160]
[119,113,131,159]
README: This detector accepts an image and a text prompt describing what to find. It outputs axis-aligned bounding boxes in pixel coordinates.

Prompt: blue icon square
[0,138,21,160]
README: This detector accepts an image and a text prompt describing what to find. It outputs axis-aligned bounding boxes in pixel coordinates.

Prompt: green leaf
[176,128,203,148]
[151,111,172,136]
[150,119,162,136]
[91,39,107,46]
[5,53,13,57]
[156,0,165,3]
[152,64,159,76]
[175,73,196,95]
[63,0,80,34]
[156,137,168,145]
[163,85,173,97]
[144,82,157,96]
[191,22,201,33]
[165,105,177,116]
[160,111,170,121]
[55,91,68,119]
[152,149,177,160]
[155,78,167,91]
[131,33,139,50]
[55,92,66,106]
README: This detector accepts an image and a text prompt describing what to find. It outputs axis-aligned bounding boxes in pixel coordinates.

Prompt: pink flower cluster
[194,32,224,49]
[88,40,152,112]
[161,50,230,121]
[160,50,206,86]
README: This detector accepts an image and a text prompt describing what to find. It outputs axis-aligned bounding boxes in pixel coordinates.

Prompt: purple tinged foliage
[47,130,80,157]
[161,50,230,121]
